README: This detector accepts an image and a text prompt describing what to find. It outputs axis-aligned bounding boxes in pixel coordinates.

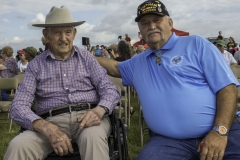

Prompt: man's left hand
[198,130,227,160]
[77,106,106,129]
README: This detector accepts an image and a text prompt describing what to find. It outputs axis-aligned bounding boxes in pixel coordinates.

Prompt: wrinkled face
[43,27,76,56]
[138,14,173,46]
[217,44,225,53]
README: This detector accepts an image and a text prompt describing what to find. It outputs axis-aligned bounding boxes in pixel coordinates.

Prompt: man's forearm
[32,119,57,137]
[0,64,7,70]
[215,84,237,129]
[96,57,121,78]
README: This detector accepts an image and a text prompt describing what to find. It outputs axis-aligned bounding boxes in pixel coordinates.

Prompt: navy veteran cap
[135,0,169,22]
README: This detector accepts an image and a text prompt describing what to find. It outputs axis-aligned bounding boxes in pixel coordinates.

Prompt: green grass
[0,94,149,160]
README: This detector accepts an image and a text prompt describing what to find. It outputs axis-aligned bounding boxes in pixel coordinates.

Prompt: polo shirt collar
[145,32,179,57]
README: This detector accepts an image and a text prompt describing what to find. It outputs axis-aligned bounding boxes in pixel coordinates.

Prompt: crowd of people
[212,32,240,65]
[1,0,240,160]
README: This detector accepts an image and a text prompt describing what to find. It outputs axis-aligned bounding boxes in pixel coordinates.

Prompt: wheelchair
[19,112,129,160]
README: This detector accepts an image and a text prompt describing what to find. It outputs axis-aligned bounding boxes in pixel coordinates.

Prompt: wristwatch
[100,106,109,115]
[212,126,228,136]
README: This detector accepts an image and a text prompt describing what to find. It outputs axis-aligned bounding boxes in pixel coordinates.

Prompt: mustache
[147,29,162,36]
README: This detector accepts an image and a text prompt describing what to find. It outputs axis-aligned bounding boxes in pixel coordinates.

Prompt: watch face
[219,126,227,134]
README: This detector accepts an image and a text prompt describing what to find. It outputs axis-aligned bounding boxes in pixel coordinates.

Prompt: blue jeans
[137,121,240,160]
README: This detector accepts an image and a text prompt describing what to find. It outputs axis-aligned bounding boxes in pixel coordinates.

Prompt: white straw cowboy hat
[32,6,85,27]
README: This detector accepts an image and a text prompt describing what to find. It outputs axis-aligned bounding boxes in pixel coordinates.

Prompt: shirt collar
[145,32,179,57]
[44,46,78,60]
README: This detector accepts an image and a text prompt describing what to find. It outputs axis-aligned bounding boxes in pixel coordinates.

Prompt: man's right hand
[32,119,73,156]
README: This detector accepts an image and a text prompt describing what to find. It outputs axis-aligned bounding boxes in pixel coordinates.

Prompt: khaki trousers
[4,110,111,160]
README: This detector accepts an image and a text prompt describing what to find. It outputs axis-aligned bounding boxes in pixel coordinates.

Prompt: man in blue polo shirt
[97,0,240,159]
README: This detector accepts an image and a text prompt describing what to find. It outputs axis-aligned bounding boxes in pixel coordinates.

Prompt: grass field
[0,94,149,160]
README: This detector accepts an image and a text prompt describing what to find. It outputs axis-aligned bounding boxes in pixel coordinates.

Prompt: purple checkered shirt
[11,46,120,130]
[0,57,18,78]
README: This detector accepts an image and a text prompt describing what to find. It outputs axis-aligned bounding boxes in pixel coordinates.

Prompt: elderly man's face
[43,27,76,56]
[138,14,173,48]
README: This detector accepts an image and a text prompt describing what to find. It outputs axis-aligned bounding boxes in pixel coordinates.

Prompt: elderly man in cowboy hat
[4,5,120,160]
[96,0,240,159]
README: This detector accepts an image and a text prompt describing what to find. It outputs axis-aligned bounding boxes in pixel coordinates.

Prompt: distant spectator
[125,34,131,44]
[90,46,96,55]
[136,45,146,54]
[100,45,105,57]
[94,45,101,57]
[213,41,217,46]
[217,40,237,66]
[0,46,18,101]
[217,35,224,41]
[118,36,123,42]
[17,50,28,72]
[86,45,91,51]
[23,46,38,61]
[108,44,118,59]
[115,39,132,61]
[38,48,44,54]
[15,54,20,62]
[218,31,223,37]
[234,46,240,64]
[0,46,18,78]
[227,37,236,52]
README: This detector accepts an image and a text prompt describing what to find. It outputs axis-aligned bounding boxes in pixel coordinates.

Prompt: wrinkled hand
[45,124,73,156]
[77,106,105,129]
[198,130,227,160]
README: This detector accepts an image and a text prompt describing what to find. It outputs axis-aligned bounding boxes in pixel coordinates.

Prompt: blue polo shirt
[119,33,239,139]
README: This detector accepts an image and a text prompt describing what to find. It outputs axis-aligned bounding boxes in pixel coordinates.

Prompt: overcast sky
[1,0,240,55]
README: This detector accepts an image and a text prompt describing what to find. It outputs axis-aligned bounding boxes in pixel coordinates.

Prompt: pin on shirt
[156,55,162,65]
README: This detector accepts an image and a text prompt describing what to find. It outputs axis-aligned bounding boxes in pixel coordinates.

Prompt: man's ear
[42,29,49,43]
[168,17,173,30]
[73,28,77,39]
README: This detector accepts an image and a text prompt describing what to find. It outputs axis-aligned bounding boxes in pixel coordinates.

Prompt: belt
[40,103,97,119]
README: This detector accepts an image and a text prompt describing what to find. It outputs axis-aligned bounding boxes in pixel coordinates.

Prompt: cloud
[0,37,25,46]
[16,16,26,19]
[2,19,9,23]
[28,13,45,28]
[0,0,240,53]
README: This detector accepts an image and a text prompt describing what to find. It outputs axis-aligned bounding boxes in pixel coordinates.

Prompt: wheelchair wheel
[118,118,130,160]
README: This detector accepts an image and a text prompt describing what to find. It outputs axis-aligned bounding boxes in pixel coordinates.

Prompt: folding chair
[7,73,24,101]
[114,85,123,119]
[230,66,240,110]
[0,78,18,132]
[109,76,129,125]
[139,105,149,148]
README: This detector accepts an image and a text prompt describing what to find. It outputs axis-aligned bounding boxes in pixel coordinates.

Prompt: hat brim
[32,21,85,27]
[135,13,165,22]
